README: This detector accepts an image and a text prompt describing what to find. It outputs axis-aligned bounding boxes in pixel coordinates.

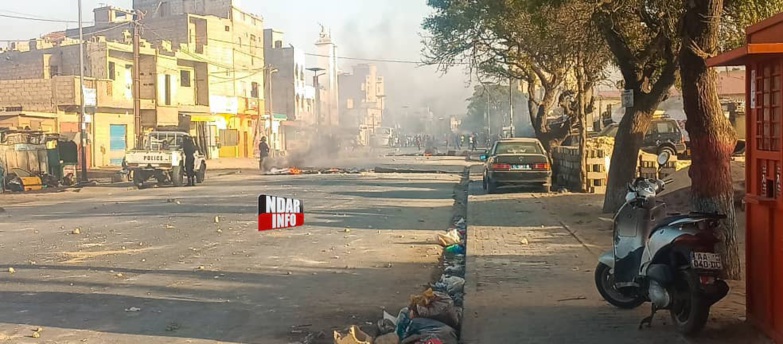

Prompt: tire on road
[486,178,498,194]
[132,170,145,188]
[594,262,646,309]
[172,166,185,187]
[196,163,206,184]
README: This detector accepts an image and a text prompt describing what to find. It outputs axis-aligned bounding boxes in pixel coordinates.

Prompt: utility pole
[77,0,88,184]
[307,67,325,127]
[264,65,278,146]
[132,10,143,149]
[509,77,515,138]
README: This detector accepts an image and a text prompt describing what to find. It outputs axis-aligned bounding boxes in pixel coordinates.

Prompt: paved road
[460,180,768,344]
[0,163,463,343]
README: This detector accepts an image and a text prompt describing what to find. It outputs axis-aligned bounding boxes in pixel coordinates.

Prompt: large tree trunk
[602,104,657,212]
[680,0,740,280]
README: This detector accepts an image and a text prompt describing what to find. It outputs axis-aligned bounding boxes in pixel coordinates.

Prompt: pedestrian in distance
[182,136,198,186]
[258,136,270,173]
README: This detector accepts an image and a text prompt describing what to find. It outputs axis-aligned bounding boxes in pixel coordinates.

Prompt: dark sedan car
[480,138,552,194]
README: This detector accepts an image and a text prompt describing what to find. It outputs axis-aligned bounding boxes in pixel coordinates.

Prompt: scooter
[594,151,730,335]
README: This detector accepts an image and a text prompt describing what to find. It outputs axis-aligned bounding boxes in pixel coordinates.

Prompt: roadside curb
[326,168,470,344]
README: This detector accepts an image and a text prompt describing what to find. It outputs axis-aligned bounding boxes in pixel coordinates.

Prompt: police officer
[182,136,198,186]
[259,137,270,172]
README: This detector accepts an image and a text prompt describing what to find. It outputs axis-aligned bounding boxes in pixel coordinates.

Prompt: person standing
[182,136,198,186]
[258,136,270,172]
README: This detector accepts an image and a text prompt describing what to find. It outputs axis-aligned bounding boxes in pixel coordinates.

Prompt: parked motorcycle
[594,151,730,335]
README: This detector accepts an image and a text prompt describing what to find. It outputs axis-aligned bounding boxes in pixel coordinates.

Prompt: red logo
[258,195,305,231]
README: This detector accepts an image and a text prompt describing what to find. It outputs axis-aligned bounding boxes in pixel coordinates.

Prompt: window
[180,70,192,87]
[653,121,677,134]
[251,82,259,98]
[49,65,59,77]
[164,74,172,106]
[494,142,544,155]
[108,62,116,80]
[225,26,230,32]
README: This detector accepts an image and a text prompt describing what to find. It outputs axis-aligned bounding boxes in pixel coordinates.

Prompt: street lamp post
[307,67,325,127]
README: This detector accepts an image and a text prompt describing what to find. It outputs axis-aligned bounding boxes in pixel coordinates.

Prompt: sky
[0,0,474,118]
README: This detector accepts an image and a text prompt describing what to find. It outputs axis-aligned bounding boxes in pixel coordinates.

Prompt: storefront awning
[261,113,288,121]
[707,44,783,67]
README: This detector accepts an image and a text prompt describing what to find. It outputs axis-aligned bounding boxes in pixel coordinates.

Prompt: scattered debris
[520,238,529,245]
[333,325,372,344]
[214,216,220,223]
[125,307,141,312]
[165,322,181,332]
[436,229,461,247]
[557,296,587,302]
[164,224,175,229]
[71,228,81,235]
[31,331,40,338]
[7,267,15,274]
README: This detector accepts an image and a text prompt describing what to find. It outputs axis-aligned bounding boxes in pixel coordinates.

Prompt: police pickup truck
[123,131,206,187]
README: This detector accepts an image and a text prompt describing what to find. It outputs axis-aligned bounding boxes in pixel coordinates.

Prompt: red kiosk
[708,12,783,342]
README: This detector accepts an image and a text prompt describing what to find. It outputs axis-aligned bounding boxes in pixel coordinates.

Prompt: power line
[0,11,94,24]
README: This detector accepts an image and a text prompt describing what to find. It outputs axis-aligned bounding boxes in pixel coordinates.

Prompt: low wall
[552,147,692,194]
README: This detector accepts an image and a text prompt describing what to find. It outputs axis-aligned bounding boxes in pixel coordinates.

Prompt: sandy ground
[461,171,763,343]
[0,157,465,344]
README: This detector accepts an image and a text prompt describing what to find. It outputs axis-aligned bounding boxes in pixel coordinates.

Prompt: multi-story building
[130,0,268,159]
[263,29,315,154]
[0,20,209,168]
[68,1,270,159]
[338,64,385,146]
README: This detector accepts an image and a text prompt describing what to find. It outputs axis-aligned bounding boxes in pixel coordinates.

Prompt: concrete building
[314,26,339,127]
[338,64,385,146]
[264,29,316,154]
[69,2,271,159]
[0,32,209,167]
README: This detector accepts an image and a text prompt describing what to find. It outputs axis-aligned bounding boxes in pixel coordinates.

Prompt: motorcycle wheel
[594,262,645,309]
[670,269,710,335]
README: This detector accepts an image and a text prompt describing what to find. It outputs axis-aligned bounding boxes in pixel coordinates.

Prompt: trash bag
[375,332,400,344]
[396,307,412,339]
[443,265,465,278]
[400,318,458,344]
[378,310,397,335]
[436,276,465,295]
[333,325,372,344]
[409,289,460,330]
[444,244,465,255]
[436,229,461,247]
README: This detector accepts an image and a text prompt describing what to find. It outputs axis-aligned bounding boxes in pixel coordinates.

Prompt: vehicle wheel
[132,170,145,188]
[594,262,646,309]
[172,166,184,187]
[196,163,206,183]
[670,269,710,335]
[486,178,498,194]
[658,146,676,159]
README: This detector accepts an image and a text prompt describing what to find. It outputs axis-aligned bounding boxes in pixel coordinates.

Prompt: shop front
[707,12,783,342]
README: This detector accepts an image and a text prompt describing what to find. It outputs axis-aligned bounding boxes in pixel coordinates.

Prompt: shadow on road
[0,260,440,343]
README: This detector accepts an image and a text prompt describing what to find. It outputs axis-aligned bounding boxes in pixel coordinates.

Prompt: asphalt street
[0,158,464,344]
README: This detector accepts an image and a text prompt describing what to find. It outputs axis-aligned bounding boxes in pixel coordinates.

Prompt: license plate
[691,252,722,270]
[511,165,531,170]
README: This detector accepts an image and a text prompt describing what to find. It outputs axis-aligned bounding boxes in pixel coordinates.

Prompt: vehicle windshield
[148,132,185,150]
[651,120,680,134]
[494,142,544,155]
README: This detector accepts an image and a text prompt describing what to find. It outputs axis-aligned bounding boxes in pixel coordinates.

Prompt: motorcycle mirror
[657,151,671,167]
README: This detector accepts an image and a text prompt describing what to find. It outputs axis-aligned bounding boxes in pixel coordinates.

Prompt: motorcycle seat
[650,212,726,237]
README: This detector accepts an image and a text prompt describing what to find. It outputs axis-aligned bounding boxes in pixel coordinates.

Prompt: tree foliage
[422,0,610,153]
[463,84,533,137]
